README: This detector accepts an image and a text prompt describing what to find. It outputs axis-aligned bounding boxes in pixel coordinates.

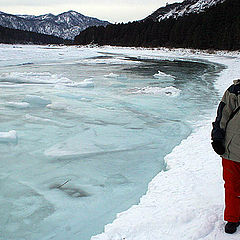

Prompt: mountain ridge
[0,10,110,40]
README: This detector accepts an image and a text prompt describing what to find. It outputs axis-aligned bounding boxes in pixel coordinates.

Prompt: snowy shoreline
[90,47,240,240]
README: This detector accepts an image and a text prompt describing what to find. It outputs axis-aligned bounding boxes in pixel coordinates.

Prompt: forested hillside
[0,25,67,44]
[74,0,240,50]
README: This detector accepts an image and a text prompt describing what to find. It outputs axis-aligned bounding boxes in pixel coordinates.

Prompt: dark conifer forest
[0,26,68,45]
[74,0,240,50]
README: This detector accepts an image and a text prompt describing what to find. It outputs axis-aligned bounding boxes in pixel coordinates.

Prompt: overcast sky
[0,0,184,23]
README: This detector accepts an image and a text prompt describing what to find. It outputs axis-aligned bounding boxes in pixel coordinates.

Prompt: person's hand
[211,140,225,155]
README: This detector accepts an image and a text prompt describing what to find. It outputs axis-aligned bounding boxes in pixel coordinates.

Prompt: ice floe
[0,72,94,89]
[0,130,17,143]
[6,102,30,109]
[153,70,175,79]
[24,95,52,106]
[66,78,94,88]
[130,86,181,96]
[0,72,72,85]
[104,73,120,78]
[46,103,68,110]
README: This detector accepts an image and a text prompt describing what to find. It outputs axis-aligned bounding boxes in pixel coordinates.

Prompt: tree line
[0,25,71,45]
[74,0,240,50]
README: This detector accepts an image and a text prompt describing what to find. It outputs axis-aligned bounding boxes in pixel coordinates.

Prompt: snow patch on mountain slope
[150,0,226,21]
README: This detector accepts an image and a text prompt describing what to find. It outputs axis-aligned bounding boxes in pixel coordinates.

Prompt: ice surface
[90,49,240,240]
[0,176,55,240]
[0,44,228,240]
[25,114,74,127]
[44,126,155,158]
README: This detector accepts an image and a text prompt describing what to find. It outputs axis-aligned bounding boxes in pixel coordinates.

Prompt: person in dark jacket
[212,79,240,234]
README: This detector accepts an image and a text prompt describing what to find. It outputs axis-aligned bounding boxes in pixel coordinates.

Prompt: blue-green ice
[0,45,222,240]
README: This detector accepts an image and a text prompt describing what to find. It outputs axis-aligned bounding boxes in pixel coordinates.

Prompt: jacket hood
[233,79,240,85]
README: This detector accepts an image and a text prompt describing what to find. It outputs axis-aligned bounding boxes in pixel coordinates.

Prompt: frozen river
[0,45,223,240]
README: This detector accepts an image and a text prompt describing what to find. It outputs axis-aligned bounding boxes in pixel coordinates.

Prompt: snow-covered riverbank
[91,47,240,240]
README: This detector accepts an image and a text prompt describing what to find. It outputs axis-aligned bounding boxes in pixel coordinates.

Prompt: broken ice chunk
[104,73,120,78]
[24,95,51,106]
[0,130,18,143]
[6,102,30,109]
[153,71,175,79]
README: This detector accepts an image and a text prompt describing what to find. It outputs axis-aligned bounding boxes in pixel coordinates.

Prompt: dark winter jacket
[212,79,240,162]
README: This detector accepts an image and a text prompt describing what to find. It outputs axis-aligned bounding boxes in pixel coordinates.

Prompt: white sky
[0,0,184,23]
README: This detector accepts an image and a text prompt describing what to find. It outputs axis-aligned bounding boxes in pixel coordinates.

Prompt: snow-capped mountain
[146,0,226,21]
[0,10,110,40]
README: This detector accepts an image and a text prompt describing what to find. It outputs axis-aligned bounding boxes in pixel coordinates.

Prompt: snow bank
[91,48,240,240]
